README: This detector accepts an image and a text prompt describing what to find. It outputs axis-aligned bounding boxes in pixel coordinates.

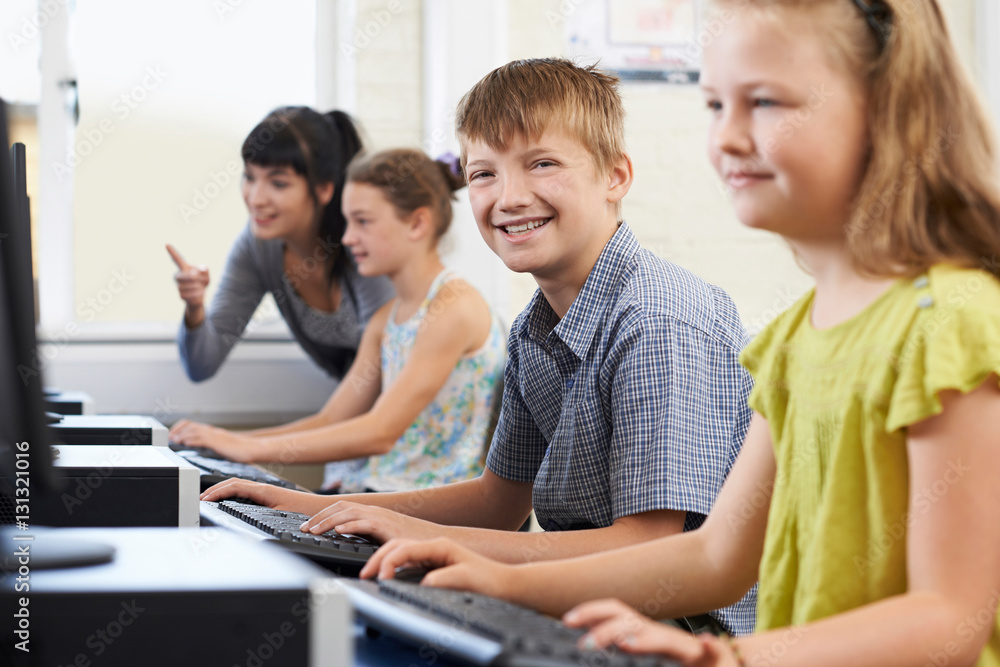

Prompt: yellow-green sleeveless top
[740,264,1000,665]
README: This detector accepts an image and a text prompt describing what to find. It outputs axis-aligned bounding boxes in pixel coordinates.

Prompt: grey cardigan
[177,223,394,382]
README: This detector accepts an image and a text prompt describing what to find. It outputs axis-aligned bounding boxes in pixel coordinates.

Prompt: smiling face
[241,163,328,243]
[701,7,870,242]
[464,129,630,288]
[340,182,412,277]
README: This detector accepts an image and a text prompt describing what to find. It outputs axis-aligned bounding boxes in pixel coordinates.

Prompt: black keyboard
[173,449,299,490]
[199,500,379,573]
[340,577,682,667]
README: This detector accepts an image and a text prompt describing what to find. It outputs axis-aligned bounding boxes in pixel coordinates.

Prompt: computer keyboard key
[201,500,380,573]
[177,450,299,490]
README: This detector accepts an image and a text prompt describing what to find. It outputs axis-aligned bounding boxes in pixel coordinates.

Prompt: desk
[355,623,470,666]
[1,526,474,666]
[1,527,349,666]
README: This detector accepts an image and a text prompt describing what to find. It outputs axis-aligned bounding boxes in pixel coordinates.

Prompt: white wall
[42,339,338,426]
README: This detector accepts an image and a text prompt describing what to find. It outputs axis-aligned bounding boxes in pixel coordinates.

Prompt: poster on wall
[565,0,703,83]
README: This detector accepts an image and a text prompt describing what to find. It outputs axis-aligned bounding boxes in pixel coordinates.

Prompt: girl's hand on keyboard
[564,599,739,666]
[170,420,260,462]
[359,537,516,600]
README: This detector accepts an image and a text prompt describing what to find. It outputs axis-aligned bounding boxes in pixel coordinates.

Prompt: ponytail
[318,110,363,282]
[434,152,467,195]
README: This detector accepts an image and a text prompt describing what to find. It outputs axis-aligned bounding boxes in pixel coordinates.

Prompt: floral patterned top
[338,270,506,492]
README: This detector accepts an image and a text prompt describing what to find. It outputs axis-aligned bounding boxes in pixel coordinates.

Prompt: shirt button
[918,296,934,309]
[566,378,574,389]
[914,276,929,289]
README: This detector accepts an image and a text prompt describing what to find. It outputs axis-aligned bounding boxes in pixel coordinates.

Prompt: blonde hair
[455,58,627,178]
[713,0,1000,277]
[346,149,466,239]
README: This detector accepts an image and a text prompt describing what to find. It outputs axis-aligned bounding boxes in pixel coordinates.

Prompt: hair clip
[436,151,463,179]
[853,0,893,49]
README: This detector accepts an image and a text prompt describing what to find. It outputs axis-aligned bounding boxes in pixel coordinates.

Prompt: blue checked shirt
[486,222,757,635]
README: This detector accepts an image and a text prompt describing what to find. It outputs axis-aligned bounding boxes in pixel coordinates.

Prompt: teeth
[504,219,548,235]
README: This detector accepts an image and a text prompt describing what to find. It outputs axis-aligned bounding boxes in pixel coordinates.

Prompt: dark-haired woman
[167,107,393,383]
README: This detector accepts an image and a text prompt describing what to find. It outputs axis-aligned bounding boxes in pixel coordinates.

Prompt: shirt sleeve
[178,225,267,382]
[608,314,752,525]
[485,318,549,482]
[886,272,1000,432]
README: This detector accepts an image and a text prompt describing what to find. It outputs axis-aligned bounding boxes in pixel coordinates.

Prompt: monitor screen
[9,141,33,324]
[0,99,59,525]
[9,142,28,264]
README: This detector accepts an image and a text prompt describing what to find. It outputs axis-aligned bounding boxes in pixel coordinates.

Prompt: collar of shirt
[521,221,640,361]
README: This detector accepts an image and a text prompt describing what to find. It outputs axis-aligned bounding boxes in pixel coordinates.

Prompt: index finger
[562,598,637,628]
[166,243,191,271]
[358,538,417,579]
[301,500,363,532]
[364,538,455,581]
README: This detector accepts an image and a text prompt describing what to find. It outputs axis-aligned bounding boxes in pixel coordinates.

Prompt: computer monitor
[10,142,28,258]
[9,141,34,325]
[0,99,116,569]
[0,99,58,514]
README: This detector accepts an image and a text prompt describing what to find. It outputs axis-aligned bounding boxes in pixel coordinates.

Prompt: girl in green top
[358,1,1000,665]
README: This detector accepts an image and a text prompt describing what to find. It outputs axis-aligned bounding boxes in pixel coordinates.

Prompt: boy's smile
[499,216,551,236]
[464,129,631,313]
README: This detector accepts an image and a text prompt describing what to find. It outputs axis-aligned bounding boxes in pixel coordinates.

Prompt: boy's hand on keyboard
[301,501,444,545]
[563,599,736,666]
[170,419,259,463]
[360,537,515,600]
[200,478,302,510]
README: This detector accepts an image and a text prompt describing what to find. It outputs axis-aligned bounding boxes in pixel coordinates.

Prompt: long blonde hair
[714,0,1000,277]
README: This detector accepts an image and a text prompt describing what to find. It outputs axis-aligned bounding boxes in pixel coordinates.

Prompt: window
[1,0,43,288]
[47,0,317,332]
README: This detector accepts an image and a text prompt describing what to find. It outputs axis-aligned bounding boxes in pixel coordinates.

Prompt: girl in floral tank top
[182,148,504,495]
[338,268,504,492]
